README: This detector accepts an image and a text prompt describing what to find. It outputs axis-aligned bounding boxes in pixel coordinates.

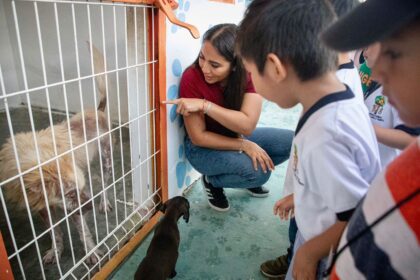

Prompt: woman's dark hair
[194,24,247,113]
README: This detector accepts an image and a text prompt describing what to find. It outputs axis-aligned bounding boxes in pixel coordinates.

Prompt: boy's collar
[295,85,354,136]
[338,60,355,70]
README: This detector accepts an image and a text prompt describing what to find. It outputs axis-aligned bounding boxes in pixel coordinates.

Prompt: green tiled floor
[111,102,300,280]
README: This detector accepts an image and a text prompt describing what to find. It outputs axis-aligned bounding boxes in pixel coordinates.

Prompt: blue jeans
[185,127,293,188]
[287,218,298,264]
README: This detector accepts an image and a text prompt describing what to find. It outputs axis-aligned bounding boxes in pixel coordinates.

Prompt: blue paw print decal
[171,0,191,34]
[176,144,188,188]
[175,143,193,188]
[168,84,178,122]
[176,145,186,188]
[167,58,193,189]
[172,58,183,77]
[168,59,184,128]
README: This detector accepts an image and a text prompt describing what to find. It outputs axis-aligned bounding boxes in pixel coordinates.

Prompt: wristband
[238,136,244,153]
[204,101,212,114]
[202,99,206,112]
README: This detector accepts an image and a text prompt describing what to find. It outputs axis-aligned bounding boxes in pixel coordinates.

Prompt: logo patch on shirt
[360,72,373,93]
[370,95,386,121]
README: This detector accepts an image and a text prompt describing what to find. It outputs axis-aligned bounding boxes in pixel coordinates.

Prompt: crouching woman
[165,24,293,211]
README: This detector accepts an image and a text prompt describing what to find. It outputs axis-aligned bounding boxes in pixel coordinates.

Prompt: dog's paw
[85,248,103,265]
[43,249,60,265]
[96,248,104,258]
[99,198,113,213]
[85,254,99,265]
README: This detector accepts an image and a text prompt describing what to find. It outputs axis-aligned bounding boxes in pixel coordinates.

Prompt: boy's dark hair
[194,23,246,114]
[237,0,337,82]
[329,0,359,18]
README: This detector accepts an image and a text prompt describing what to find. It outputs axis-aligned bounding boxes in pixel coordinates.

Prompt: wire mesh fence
[0,0,161,279]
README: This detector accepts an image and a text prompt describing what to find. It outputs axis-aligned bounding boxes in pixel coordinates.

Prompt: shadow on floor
[111,167,292,280]
[111,101,301,279]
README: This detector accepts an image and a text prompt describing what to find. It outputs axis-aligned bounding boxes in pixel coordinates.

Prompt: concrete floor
[110,101,301,280]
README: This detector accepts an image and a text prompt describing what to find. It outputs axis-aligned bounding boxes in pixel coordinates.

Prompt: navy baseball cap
[322,0,420,51]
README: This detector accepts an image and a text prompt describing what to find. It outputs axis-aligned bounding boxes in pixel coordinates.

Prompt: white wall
[165,0,251,197]
[0,0,22,109]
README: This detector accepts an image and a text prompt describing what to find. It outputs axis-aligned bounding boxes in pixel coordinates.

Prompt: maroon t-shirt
[179,64,256,136]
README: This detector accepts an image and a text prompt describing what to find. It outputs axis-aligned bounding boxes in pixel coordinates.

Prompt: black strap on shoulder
[336,209,355,221]
[363,81,381,100]
[394,125,420,136]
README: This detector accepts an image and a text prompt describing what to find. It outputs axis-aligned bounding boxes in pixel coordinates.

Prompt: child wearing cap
[237,0,381,279]
[362,43,419,168]
[322,0,420,278]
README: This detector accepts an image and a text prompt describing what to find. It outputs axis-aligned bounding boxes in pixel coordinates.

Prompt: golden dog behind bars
[0,43,112,265]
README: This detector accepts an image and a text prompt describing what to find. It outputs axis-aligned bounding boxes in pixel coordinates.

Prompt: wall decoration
[209,0,235,4]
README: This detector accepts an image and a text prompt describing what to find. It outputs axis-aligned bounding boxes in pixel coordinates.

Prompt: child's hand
[292,243,318,280]
[273,194,294,220]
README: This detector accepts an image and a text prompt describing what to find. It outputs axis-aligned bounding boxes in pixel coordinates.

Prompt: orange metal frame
[210,0,235,4]
[154,9,169,202]
[114,0,199,38]
[0,231,14,280]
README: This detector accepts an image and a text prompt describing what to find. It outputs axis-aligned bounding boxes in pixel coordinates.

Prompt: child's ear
[266,53,287,82]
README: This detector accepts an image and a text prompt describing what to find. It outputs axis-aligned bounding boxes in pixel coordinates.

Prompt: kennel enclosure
[0,0,198,279]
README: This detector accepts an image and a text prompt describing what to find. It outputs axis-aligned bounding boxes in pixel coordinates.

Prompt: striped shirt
[332,137,420,279]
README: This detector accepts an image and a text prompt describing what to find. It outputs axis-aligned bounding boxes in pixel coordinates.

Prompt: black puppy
[134,196,190,280]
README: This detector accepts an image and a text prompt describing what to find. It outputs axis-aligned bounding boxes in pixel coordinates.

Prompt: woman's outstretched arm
[163,93,263,136]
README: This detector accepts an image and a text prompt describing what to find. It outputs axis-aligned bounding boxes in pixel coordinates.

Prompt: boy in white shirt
[237,0,381,279]
[257,0,367,278]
